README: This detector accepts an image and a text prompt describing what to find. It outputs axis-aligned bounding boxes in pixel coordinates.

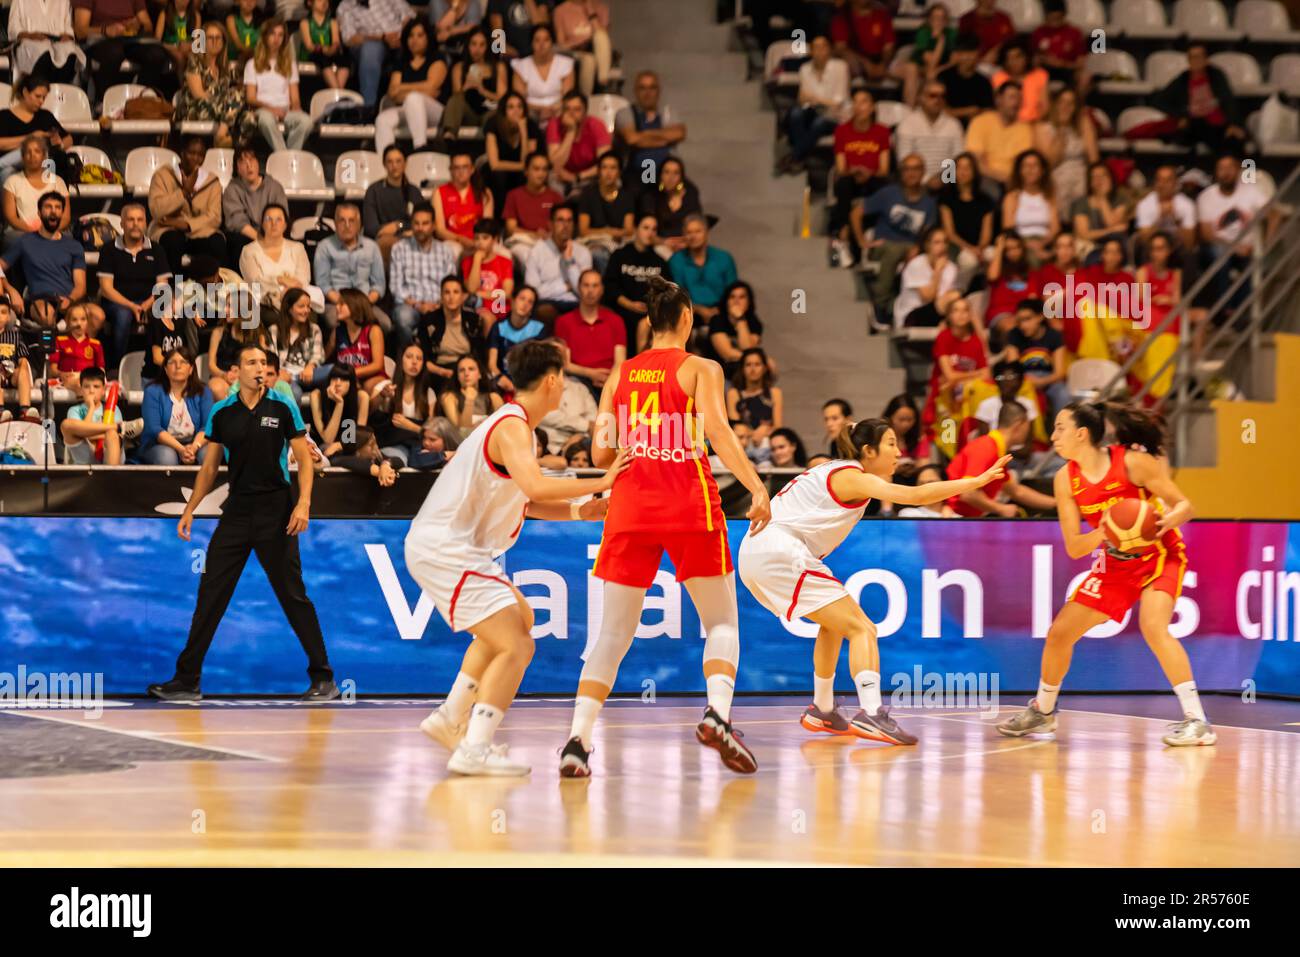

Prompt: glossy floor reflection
[1,696,1297,866]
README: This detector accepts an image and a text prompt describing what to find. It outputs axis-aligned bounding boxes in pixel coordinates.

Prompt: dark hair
[79,365,106,386]
[400,17,430,62]
[264,350,281,372]
[38,190,66,209]
[562,90,588,109]
[411,201,435,220]
[955,32,982,52]
[337,288,375,327]
[155,347,203,396]
[440,273,466,292]
[525,149,551,170]
[993,358,1025,379]
[333,200,361,219]
[323,363,360,431]
[1064,400,1167,455]
[998,79,1023,96]
[458,25,499,67]
[721,280,758,322]
[259,202,288,230]
[997,400,1028,428]
[448,354,493,415]
[1016,297,1045,315]
[474,216,502,238]
[236,341,268,364]
[881,393,921,451]
[530,22,554,44]
[1010,149,1053,198]
[13,73,50,99]
[489,92,530,145]
[834,417,892,461]
[382,144,406,162]
[234,144,259,166]
[770,427,808,467]
[596,149,621,169]
[730,346,772,393]
[391,341,433,421]
[644,274,692,334]
[823,397,853,418]
[564,436,592,466]
[505,339,565,391]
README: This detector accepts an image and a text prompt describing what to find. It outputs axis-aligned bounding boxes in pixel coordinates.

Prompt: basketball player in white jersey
[738,418,1009,744]
[405,341,628,776]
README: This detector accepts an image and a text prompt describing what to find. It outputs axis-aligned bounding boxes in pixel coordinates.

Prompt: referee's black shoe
[147,679,202,702]
[301,680,341,702]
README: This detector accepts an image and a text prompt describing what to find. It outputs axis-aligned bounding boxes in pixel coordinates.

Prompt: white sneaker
[1162,718,1217,747]
[831,238,854,269]
[447,741,531,776]
[419,708,465,751]
[119,417,144,440]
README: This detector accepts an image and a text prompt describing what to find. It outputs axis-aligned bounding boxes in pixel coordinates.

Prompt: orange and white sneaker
[799,703,854,736]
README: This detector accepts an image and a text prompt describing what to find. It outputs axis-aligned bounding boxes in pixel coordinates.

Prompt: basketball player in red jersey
[998,401,1216,746]
[559,276,773,777]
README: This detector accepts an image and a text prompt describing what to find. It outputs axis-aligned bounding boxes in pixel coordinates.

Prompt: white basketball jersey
[769,459,871,558]
[406,403,531,558]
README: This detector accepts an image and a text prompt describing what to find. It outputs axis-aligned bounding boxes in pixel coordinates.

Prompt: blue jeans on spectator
[141,442,216,465]
[308,363,334,390]
[103,301,138,373]
[786,106,836,162]
[353,40,389,106]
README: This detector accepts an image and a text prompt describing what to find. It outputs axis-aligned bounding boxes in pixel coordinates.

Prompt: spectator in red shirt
[463,217,515,323]
[554,267,626,399]
[830,0,895,81]
[946,402,1053,515]
[503,151,564,257]
[829,89,892,266]
[546,90,612,193]
[958,0,1016,64]
[923,295,988,438]
[1033,229,1082,338]
[54,300,105,395]
[1030,0,1085,88]
[985,230,1040,344]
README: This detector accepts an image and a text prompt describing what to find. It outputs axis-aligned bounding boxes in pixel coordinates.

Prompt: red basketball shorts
[1068,543,1189,622]
[593,527,733,588]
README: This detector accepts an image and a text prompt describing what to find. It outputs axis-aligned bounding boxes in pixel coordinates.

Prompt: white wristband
[570,502,582,520]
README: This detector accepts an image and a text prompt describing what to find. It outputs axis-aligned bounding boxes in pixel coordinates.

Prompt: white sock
[1173,681,1207,722]
[813,673,835,713]
[706,673,735,722]
[853,669,882,714]
[465,703,504,747]
[570,695,603,750]
[440,671,478,725]
[1036,681,1061,714]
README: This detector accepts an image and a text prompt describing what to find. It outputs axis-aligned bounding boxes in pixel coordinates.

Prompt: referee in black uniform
[148,343,339,702]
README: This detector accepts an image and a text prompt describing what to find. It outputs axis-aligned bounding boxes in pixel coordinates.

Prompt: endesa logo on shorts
[594,399,707,463]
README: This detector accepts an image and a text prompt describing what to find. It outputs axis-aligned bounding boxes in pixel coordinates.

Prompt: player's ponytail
[644,274,693,334]
[1065,400,1167,455]
[836,418,891,461]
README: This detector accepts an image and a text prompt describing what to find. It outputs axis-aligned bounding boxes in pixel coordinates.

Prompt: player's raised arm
[1053,466,1105,558]
[1126,450,1193,534]
[836,454,1012,507]
[690,356,771,532]
[495,416,628,502]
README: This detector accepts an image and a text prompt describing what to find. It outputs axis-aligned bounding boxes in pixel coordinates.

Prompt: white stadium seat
[1234,0,1300,41]
[118,352,147,406]
[588,94,629,136]
[1087,50,1150,95]
[1171,0,1244,41]
[333,150,383,200]
[266,150,334,201]
[1001,0,1043,32]
[1109,0,1179,39]
[124,147,179,197]
[102,84,172,134]
[874,100,909,129]
[763,40,801,86]
[69,146,124,200]
[406,151,451,193]
[1268,53,1300,96]
[1067,0,1106,31]
[45,84,97,135]
[1068,358,1122,398]
[1144,51,1189,92]
[202,148,235,189]
[311,88,373,141]
[1209,52,1271,97]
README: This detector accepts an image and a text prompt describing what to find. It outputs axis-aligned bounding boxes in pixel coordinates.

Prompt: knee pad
[702,622,739,669]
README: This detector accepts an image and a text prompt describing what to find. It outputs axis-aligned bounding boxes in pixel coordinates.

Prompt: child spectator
[54,301,105,396]
[463,217,515,323]
[310,362,368,457]
[138,347,215,465]
[275,288,325,402]
[60,366,136,465]
[409,415,461,470]
[487,287,544,392]
[332,425,401,487]
[298,0,350,90]
[985,230,1039,339]
[1005,297,1070,414]
[924,296,989,455]
[440,354,503,436]
[0,296,38,421]
[372,342,436,465]
[326,288,388,393]
[1031,0,1086,88]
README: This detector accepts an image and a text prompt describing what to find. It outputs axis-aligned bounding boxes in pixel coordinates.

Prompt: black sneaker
[147,679,201,702]
[696,706,758,774]
[301,679,341,702]
[558,736,593,778]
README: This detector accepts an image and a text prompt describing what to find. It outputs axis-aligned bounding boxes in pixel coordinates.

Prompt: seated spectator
[1002,149,1058,262]
[315,201,390,334]
[1152,43,1246,155]
[0,296,38,421]
[637,156,701,254]
[410,414,461,469]
[239,202,313,316]
[372,340,435,464]
[705,280,766,379]
[902,3,959,108]
[310,361,368,456]
[155,0,201,80]
[524,203,592,322]
[485,91,541,211]
[148,136,225,272]
[0,76,75,188]
[974,358,1039,431]
[429,0,483,50]
[895,225,961,328]
[854,154,937,321]
[178,21,247,149]
[487,286,543,391]
[615,70,687,188]
[440,353,504,434]
[442,26,509,134]
[298,0,351,91]
[947,402,1054,515]
[244,17,311,151]
[138,346,216,465]
[547,91,612,192]
[0,190,84,330]
[274,287,325,401]
[938,32,994,125]
[2,135,71,252]
[1197,152,1275,311]
[768,426,808,470]
[882,392,931,472]
[1032,230,1081,309]
[1070,161,1132,259]
[821,398,852,457]
[603,212,666,350]
[487,0,546,59]
[958,0,1014,65]
[1035,87,1097,218]
[1134,164,1198,267]
[780,34,850,174]
[375,20,449,156]
[206,307,271,400]
[511,23,575,120]
[564,435,592,468]
[223,147,290,268]
[1005,297,1069,414]
[576,151,635,267]
[226,0,261,69]
[434,151,493,254]
[985,230,1039,336]
[390,201,459,344]
[938,151,995,290]
[829,89,892,267]
[142,293,198,385]
[896,82,963,191]
[1132,231,1185,394]
[463,217,514,322]
[332,425,401,486]
[553,0,611,97]
[727,346,782,464]
[98,202,172,371]
[830,0,894,81]
[326,287,388,393]
[73,0,176,100]
[965,81,1033,191]
[337,0,415,107]
[54,301,105,396]
[1030,0,1085,88]
[59,365,124,465]
[504,151,564,257]
[896,464,959,517]
[554,268,625,397]
[365,146,426,263]
[667,214,737,324]
[9,0,85,84]
[992,39,1049,124]
[923,296,988,449]
[1073,236,1135,362]
[538,352,598,450]
[415,274,488,384]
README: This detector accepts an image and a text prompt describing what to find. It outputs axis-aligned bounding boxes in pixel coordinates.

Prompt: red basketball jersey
[437,182,484,239]
[602,347,725,534]
[1067,444,1185,555]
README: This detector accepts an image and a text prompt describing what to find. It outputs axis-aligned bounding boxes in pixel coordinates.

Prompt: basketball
[1102,499,1160,553]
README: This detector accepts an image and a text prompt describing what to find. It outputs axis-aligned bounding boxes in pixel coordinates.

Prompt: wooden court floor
[2,696,1297,867]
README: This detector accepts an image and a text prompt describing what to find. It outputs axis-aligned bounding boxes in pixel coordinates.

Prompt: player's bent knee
[702,622,739,667]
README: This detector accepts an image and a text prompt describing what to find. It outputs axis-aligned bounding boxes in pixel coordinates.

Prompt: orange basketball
[1101,498,1160,553]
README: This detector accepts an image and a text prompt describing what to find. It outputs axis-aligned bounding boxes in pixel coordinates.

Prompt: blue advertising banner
[1,517,1297,696]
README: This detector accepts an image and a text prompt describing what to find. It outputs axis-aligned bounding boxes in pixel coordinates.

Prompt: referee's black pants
[174,488,334,687]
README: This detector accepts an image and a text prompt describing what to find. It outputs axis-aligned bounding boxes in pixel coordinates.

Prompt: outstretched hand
[976,454,1013,488]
